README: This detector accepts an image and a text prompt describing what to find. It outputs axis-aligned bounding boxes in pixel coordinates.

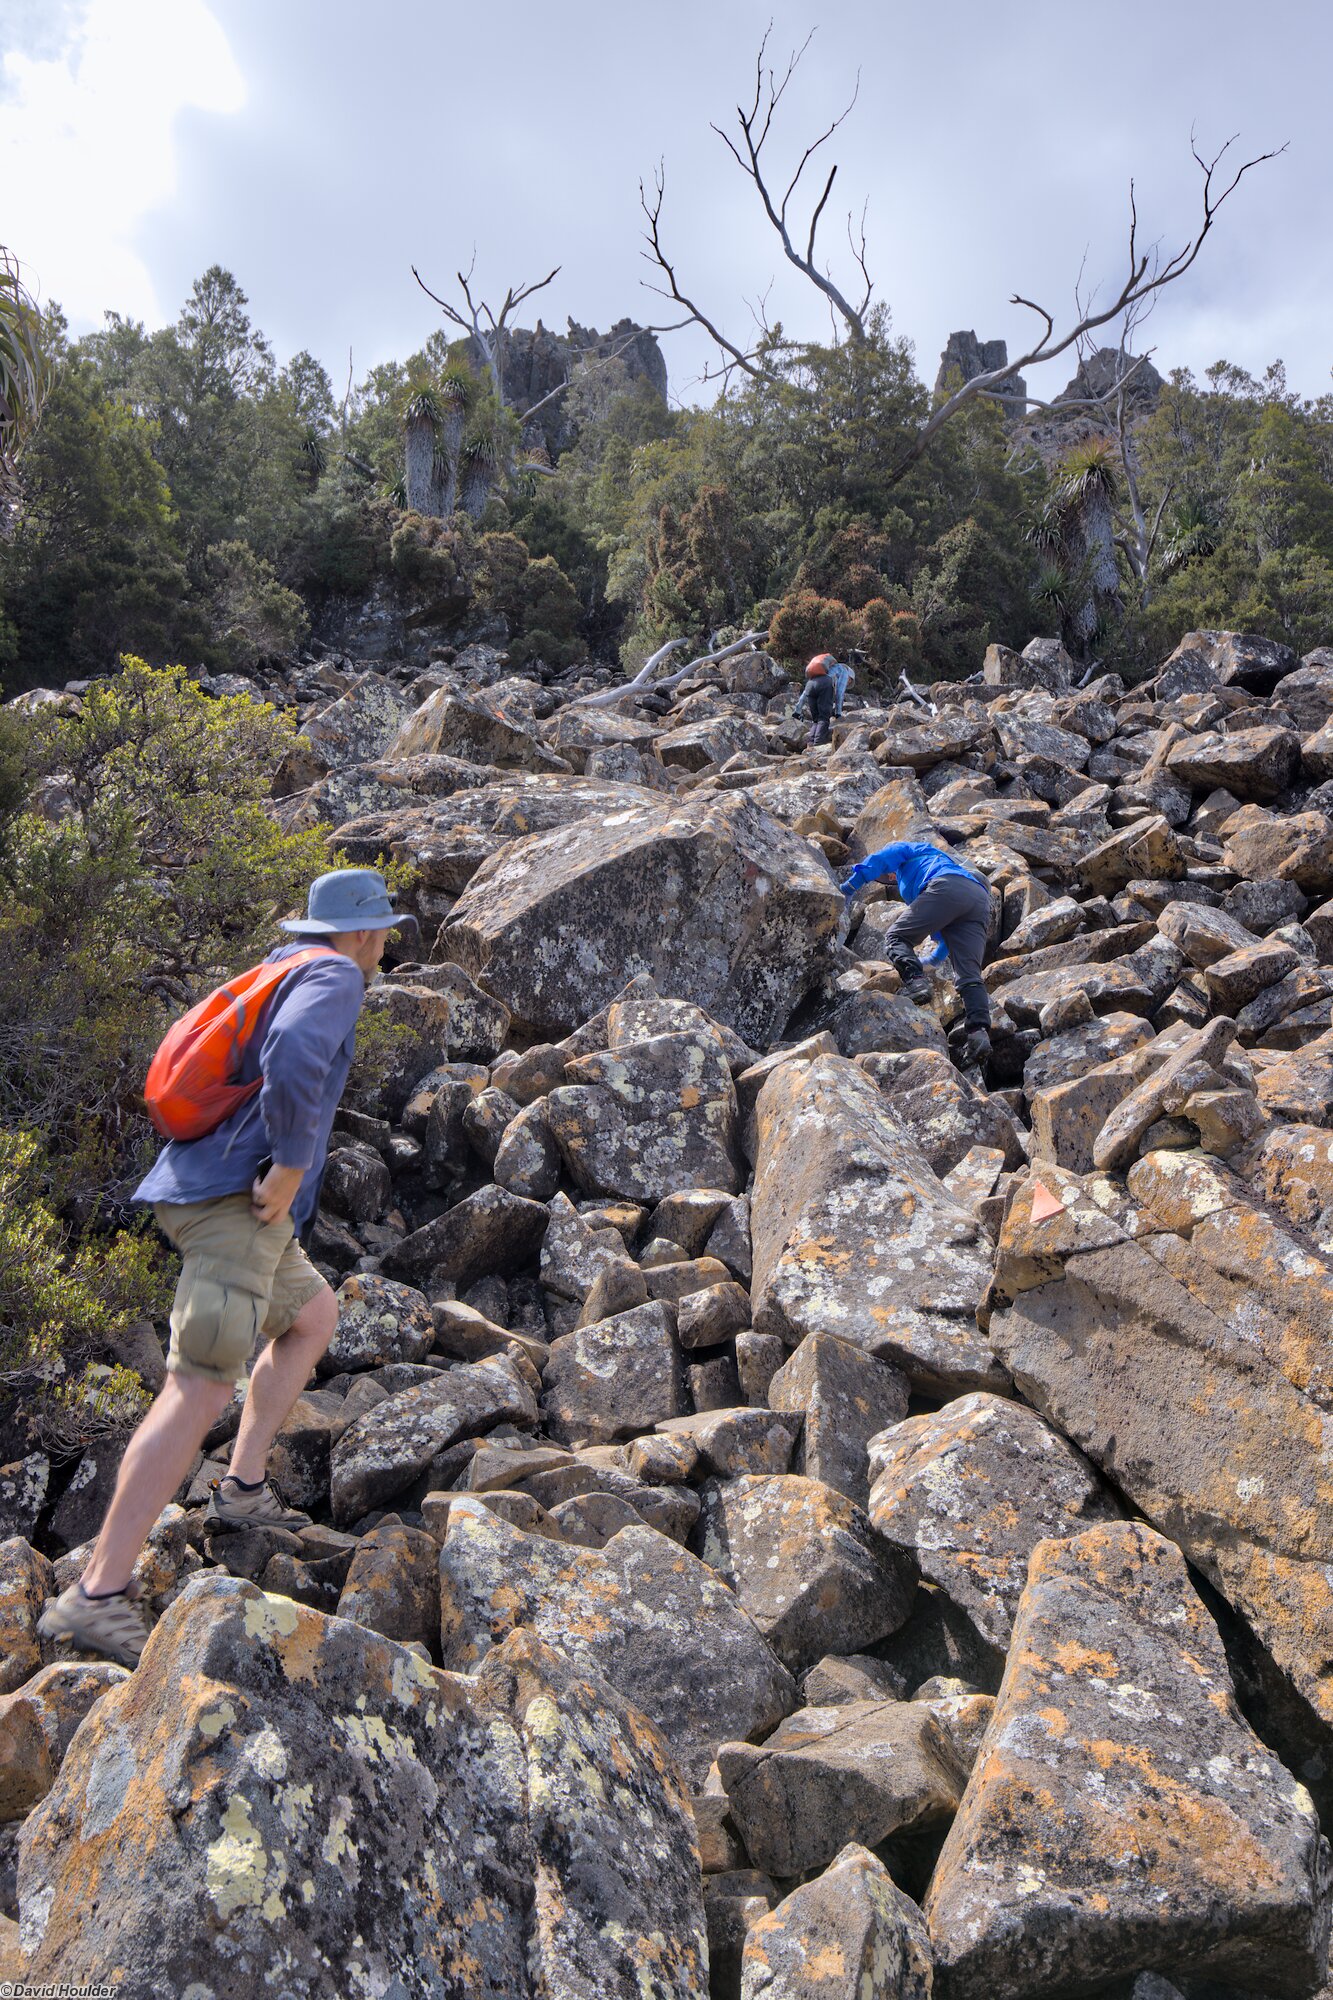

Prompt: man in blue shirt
[40,868,415,1666]
[841,839,994,1066]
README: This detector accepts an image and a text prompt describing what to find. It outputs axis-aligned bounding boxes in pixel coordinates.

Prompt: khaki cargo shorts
[154,1193,329,1387]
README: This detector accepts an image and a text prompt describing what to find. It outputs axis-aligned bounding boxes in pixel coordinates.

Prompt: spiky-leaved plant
[432,364,475,516]
[459,428,502,522]
[0,247,55,504]
[1162,493,1220,574]
[403,386,443,514]
[1049,436,1123,650]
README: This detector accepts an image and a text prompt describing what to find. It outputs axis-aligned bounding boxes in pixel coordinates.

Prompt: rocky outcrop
[934,331,1027,411]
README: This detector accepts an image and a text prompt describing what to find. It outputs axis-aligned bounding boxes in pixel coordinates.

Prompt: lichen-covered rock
[858,1048,1025,1176]
[320,1273,434,1375]
[436,790,841,1044]
[541,1301,687,1447]
[335,1516,440,1651]
[330,1354,538,1524]
[749,1055,1003,1396]
[548,1030,741,1202]
[0,1540,54,1696]
[389,686,569,771]
[740,1842,933,1999]
[990,1221,1333,1784]
[438,1501,796,1780]
[0,1661,126,1822]
[386,1184,549,1287]
[868,1392,1121,1672]
[15,1574,707,1997]
[539,1190,631,1302]
[0,1457,49,1543]
[302,671,413,769]
[769,1334,909,1505]
[718,1698,962,1879]
[694,1473,914,1674]
[926,1522,1331,1998]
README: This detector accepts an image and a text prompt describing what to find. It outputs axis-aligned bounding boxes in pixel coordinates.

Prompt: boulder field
[9,626,1333,1996]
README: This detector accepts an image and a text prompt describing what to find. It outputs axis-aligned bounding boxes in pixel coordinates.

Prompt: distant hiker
[792,652,854,731]
[793,654,839,747]
[39,868,416,1667]
[841,839,993,1065]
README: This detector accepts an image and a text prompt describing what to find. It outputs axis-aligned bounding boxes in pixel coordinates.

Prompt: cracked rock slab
[749,1055,1003,1396]
[926,1521,1331,1998]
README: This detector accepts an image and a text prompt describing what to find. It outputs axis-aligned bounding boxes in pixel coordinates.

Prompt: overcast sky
[3,0,1329,409]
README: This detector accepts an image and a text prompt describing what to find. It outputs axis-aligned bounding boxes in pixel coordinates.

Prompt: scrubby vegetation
[3,267,1329,701]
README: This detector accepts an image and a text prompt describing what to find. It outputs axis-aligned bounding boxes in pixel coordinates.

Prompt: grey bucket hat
[280,867,419,937]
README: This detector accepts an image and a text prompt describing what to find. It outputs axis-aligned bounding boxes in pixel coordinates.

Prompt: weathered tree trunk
[461,462,496,521]
[438,409,466,516]
[404,413,438,514]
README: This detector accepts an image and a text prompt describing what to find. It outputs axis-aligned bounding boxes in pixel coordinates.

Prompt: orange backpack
[144,948,337,1142]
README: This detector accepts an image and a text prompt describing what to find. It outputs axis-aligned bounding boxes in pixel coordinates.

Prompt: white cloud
[0,0,244,326]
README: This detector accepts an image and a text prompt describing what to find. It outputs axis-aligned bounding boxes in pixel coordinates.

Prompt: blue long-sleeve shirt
[842,839,983,905]
[134,944,366,1236]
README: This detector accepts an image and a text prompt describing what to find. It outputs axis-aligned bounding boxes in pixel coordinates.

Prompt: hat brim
[279,913,419,936]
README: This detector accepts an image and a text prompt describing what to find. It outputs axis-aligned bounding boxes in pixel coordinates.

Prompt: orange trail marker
[1029,1180,1065,1223]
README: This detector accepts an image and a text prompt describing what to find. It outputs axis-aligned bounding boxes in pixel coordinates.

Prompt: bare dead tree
[570,629,771,709]
[641,26,872,387]
[642,27,1284,469]
[411,255,561,406]
[888,135,1286,483]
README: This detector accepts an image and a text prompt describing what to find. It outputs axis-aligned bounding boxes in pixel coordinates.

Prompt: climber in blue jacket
[841,839,994,1065]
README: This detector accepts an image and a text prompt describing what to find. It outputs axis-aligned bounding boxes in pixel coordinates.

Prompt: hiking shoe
[898,970,933,1007]
[964,1028,993,1067]
[204,1476,311,1533]
[38,1578,148,1668]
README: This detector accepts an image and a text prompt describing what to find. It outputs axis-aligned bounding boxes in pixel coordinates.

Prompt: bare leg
[227,1284,338,1486]
[81,1372,234,1596]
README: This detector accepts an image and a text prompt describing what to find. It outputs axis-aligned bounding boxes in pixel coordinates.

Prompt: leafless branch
[888,135,1286,483]
[639,27,875,383]
[640,166,769,386]
[411,259,561,405]
[571,629,770,709]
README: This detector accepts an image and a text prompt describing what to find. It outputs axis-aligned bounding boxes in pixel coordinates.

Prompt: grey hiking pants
[885,872,993,1030]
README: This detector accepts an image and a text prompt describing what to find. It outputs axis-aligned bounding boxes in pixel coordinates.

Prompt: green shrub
[205,539,308,669]
[0,1129,170,1384]
[0,657,332,1197]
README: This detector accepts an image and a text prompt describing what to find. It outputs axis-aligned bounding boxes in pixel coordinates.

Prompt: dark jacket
[804,676,838,723]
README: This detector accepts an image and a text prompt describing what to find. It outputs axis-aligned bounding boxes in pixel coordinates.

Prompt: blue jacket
[134,944,366,1236]
[842,839,984,905]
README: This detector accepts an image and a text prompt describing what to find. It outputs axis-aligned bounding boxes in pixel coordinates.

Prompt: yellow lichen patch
[242,1594,300,1645]
[198,1699,238,1741]
[1050,1640,1116,1678]
[206,1793,277,1921]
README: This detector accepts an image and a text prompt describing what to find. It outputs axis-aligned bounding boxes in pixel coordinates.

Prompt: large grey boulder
[15,1574,707,1998]
[330,1354,538,1524]
[548,1030,741,1202]
[749,1055,1003,1396]
[438,1501,796,1781]
[740,1842,933,1998]
[926,1522,1331,1997]
[435,790,841,1045]
[868,1392,1121,1675]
